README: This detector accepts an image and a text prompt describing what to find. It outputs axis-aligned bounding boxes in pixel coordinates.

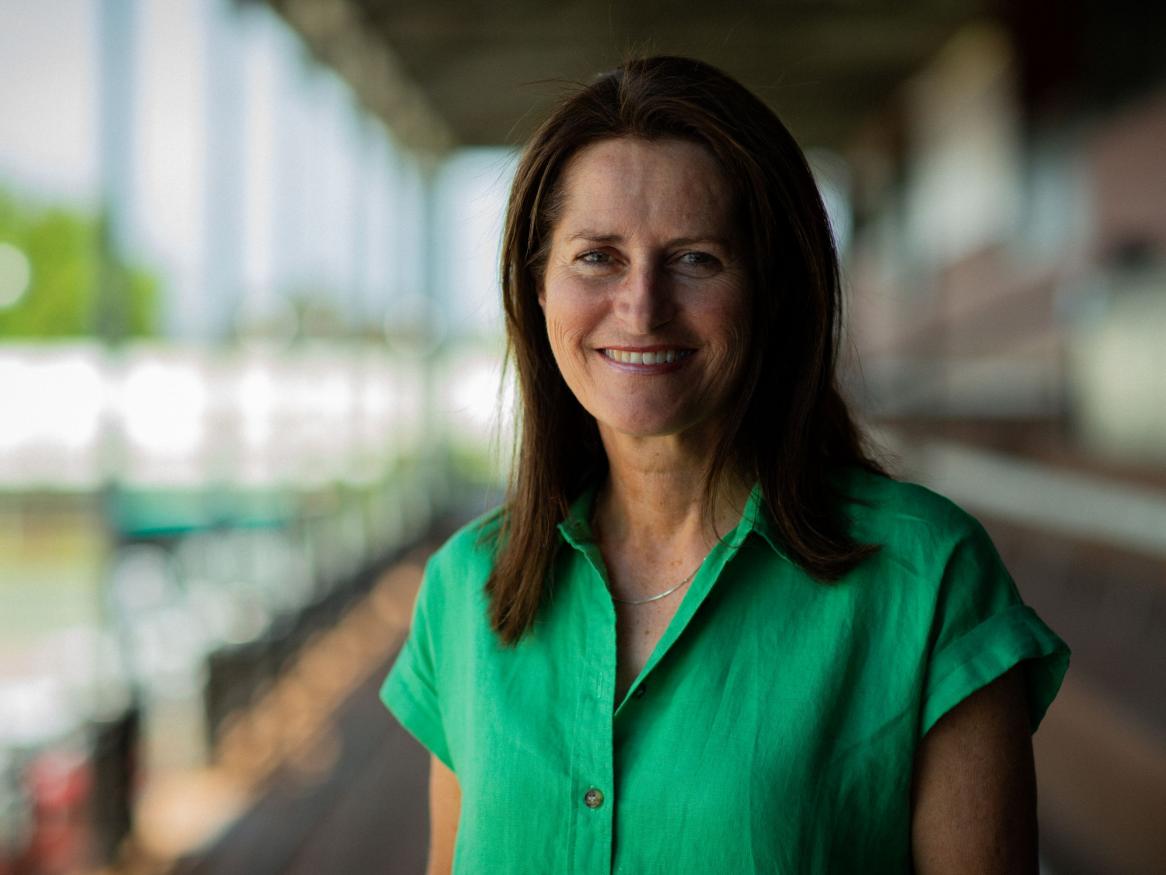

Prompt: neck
[594,426,752,553]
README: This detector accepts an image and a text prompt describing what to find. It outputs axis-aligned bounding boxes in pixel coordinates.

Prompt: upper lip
[599,344,694,352]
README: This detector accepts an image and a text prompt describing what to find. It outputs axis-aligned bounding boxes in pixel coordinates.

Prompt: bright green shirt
[380,467,1070,873]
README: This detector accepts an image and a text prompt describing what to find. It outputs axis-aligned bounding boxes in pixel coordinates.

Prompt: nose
[614,262,674,333]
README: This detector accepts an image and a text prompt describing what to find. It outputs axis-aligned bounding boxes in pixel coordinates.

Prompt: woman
[381,56,1069,874]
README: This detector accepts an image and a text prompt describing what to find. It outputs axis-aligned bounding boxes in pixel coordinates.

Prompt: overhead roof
[262,0,985,153]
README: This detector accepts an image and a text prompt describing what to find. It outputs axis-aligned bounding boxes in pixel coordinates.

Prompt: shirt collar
[557,480,787,558]
[556,482,600,550]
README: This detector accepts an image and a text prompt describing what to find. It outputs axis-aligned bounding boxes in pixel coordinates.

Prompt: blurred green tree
[0,188,160,338]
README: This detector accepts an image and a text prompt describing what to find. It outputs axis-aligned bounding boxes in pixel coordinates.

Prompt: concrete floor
[172,661,431,875]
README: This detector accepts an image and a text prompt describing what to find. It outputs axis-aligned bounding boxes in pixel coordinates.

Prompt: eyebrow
[567,231,622,244]
[565,230,732,249]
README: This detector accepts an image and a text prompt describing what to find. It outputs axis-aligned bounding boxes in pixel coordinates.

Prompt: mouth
[598,347,695,369]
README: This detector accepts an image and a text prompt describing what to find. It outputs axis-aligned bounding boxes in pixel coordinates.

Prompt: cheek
[727,302,752,349]
[544,314,592,366]
[703,297,752,380]
[724,323,751,382]
[542,286,600,357]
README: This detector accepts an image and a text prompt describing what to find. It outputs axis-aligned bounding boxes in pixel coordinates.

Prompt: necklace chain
[609,559,703,605]
[592,485,705,606]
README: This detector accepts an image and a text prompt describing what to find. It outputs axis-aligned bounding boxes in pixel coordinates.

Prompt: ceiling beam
[269,0,456,155]
[264,0,985,151]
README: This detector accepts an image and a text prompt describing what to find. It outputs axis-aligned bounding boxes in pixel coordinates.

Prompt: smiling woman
[539,138,750,446]
[380,56,1069,874]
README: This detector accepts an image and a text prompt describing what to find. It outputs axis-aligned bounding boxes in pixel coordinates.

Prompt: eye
[577,250,611,265]
[673,250,722,274]
[574,249,623,273]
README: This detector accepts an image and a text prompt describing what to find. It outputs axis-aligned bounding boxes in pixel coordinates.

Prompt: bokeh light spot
[0,241,32,308]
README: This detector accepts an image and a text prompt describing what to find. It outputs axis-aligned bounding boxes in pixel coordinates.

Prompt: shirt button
[583,787,604,809]
[632,685,646,699]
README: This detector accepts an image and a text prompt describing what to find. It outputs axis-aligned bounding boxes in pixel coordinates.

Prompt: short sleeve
[380,558,455,771]
[920,519,1070,738]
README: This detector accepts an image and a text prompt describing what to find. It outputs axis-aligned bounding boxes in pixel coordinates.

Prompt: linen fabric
[380,467,1070,873]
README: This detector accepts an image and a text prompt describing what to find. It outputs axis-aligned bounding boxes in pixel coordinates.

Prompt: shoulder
[426,506,503,583]
[834,466,994,574]
[422,504,507,595]
[836,465,984,540]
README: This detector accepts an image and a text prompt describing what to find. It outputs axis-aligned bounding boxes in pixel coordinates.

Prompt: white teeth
[603,349,690,365]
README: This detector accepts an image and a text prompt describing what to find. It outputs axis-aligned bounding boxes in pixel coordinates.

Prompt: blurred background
[0,1,1162,873]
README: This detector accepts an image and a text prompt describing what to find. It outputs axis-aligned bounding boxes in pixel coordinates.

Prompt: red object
[23,751,93,875]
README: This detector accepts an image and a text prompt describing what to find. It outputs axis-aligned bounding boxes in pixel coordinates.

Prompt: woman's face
[539,137,750,444]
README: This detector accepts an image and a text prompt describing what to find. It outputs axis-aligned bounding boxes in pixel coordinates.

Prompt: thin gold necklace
[609,559,704,605]
[592,484,706,605]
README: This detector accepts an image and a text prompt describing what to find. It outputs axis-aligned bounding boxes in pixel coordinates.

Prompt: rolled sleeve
[920,521,1070,738]
[921,602,1070,737]
[380,561,456,772]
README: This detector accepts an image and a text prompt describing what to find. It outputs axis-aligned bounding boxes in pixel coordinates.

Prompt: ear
[537,285,546,311]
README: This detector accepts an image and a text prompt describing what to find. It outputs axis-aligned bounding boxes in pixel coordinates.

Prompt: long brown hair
[488,56,886,645]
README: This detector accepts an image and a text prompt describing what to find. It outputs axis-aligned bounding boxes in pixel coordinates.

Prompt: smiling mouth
[600,348,695,365]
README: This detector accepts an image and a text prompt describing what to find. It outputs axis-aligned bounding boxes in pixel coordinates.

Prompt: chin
[597,412,697,440]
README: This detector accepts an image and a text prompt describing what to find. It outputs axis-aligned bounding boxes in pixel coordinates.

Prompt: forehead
[552,137,734,240]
